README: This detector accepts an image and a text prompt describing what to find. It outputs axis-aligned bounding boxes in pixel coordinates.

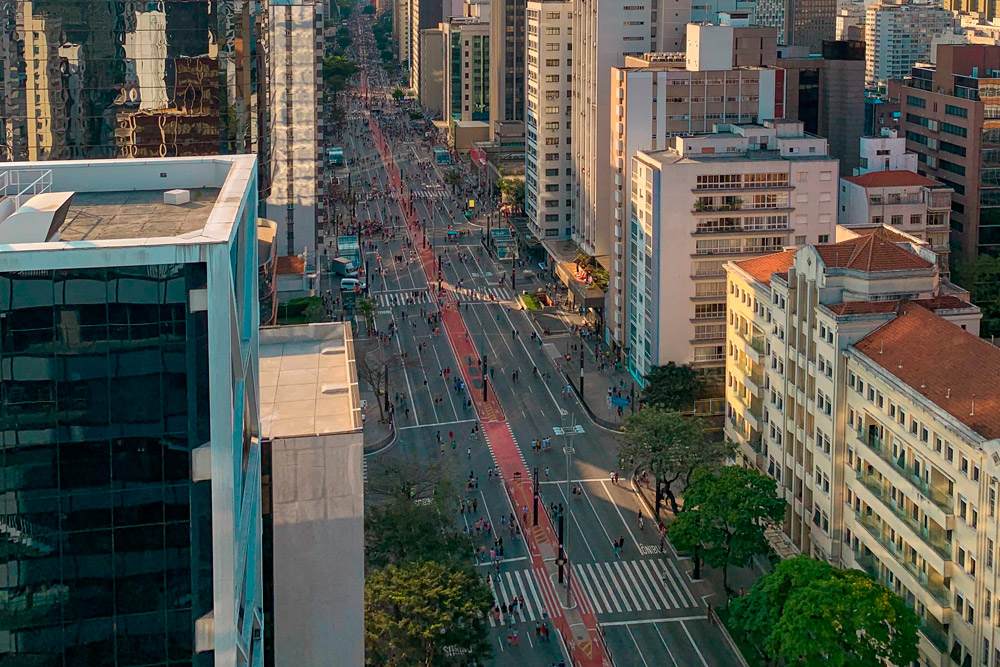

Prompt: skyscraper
[0,155,263,666]
[0,0,270,196]
[489,0,526,136]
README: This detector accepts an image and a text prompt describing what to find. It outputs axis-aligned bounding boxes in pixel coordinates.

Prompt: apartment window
[907,95,926,109]
[960,547,967,567]
[962,455,969,475]
[947,444,954,462]
[960,496,969,521]
[545,43,560,51]
[545,58,559,66]
[974,465,981,482]
[989,538,995,569]
[545,27,560,35]
[818,234,829,243]
[935,436,943,454]
[945,104,968,118]
[921,426,929,443]
[911,214,922,226]
[545,75,560,82]
[890,215,903,226]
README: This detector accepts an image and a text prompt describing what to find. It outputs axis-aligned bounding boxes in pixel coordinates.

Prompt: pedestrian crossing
[411,189,448,200]
[374,291,430,307]
[572,559,699,616]
[453,287,512,303]
[488,569,551,627]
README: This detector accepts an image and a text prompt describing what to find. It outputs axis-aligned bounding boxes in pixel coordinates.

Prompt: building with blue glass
[0,155,263,666]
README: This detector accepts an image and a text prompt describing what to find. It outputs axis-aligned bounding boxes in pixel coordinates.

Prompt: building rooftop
[60,189,221,241]
[0,155,257,258]
[731,249,797,286]
[825,294,974,316]
[843,169,942,189]
[815,233,934,272]
[259,323,362,439]
[853,302,1000,440]
[839,224,922,245]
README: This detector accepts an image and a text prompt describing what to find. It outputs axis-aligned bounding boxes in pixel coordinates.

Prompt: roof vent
[164,189,191,206]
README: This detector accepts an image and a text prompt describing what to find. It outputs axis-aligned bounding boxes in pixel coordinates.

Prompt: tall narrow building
[490,0,526,137]
[571,0,691,340]
[525,0,573,239]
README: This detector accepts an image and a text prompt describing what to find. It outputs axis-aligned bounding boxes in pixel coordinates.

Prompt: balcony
[854,470,952,562]
[856,428,954,515]
[855,511,951,608]
[692,197,792,215]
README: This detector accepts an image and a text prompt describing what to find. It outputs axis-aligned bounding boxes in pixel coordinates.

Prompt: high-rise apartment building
[626,120,838,383]
[489,0,526,137]
[839,170,954,271]
[442,18,491,123]
[767,0,837,51]
[724,233,996,667]
[571,0,691,261]
[0,155,264,665]
[525,0,574,240]
[900,44,1000,259]
[865,0,956,87]
[605,25,784,355]
[723,230,979,563]
[409,0,446,94]
[0,1,269,188]
[268,0,325,258]
[778,40,867,175]
[418,28,446,117]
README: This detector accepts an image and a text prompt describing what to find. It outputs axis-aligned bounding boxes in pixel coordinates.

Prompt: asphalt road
[343,13,744,667]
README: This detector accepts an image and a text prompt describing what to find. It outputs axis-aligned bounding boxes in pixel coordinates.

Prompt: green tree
[365,496,473,570]
[618,408,731,515]
[640,362,703,411]
[730,556,919,667]
[667,466,784,593]
[497,177,525,212]
[953,253,1000,338]
[392,87,405,101]
[365,561,493,666]
[362,3,376,13]
[443,168,462,192]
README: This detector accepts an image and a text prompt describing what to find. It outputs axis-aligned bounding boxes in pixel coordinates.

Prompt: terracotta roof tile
[853,303,1000,439]
[731,249,797,286]
[814,234,933,272]
[843,170,943,189]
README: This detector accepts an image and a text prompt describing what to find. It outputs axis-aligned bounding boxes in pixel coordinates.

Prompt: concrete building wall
[489,0,526,139]
[525,0,573,239]
[418,28,445,116]
[267,0,323,258]
[865,1,956,86]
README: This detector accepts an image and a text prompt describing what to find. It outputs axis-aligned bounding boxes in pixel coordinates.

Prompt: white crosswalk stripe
[572,559,698,616]
[453,287,512,302]
[376,291,430,307]
[487,569,550,626]
[411,189,448,200]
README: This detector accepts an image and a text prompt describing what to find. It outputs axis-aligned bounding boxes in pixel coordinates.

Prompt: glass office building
[0,0,269,197]
[0,155,263,666]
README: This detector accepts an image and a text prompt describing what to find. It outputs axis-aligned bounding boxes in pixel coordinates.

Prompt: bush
[277,296,326,324]
[520,293,542,310]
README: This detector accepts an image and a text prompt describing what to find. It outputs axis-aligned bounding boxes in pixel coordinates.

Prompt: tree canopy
[618,407,731,514]
[362,3,376,13]
[640,361,702,411]
[729,555,919,667]
[365,495,473,570]
[667,465,784,592]
[365,560,493,666]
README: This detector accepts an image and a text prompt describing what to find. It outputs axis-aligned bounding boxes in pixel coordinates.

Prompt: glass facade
[0,264,214,667]
[0,0,269,196]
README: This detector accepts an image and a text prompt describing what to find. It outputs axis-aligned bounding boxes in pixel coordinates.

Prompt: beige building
[724,230,989,666]
[844,305,1000,667]
[865,0,956,86]
[607,25,783,353]
[839,170,953,273]
[626,120,838,385]
[418,28,445,116]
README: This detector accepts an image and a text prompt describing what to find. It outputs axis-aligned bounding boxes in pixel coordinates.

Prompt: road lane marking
[599,616,705,627]
[654,623,681,667]
[600,480,641,550]
[681,621,710,666]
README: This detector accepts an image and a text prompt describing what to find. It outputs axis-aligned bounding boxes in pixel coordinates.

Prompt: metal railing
[856,428,954,513]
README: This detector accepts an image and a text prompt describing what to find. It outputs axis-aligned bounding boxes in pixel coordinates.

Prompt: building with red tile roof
[814,232,934,272]
[839,169,952,274]
[852,302,1000,439]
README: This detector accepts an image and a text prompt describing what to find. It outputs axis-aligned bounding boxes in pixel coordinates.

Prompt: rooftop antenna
[946,387,951,399]
[879,339,883,354]
[920,380,926,389]
[971,395,976,417]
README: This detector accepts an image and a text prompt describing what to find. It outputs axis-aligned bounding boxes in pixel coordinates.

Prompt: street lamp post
[554,417,582,605]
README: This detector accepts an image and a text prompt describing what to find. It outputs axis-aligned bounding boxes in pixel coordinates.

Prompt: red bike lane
[364,113,611,667]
